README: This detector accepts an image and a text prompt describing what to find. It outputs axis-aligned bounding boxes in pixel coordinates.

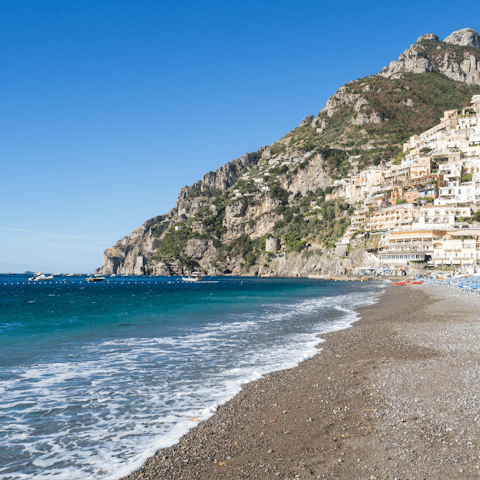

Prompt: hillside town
[96,91,480,278]
[329,95,480,272]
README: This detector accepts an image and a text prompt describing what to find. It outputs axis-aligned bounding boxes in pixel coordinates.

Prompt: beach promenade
[121,283,480,479]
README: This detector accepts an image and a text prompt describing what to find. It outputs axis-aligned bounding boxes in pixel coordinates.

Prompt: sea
[0,274,385,480]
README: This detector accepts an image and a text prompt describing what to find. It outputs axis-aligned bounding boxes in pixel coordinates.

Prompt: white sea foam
[0,281,386,479]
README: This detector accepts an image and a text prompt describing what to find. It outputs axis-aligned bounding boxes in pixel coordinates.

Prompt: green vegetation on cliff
[280,72,480,174]
[153,223,199,267]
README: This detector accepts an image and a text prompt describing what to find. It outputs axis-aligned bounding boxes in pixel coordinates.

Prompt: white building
[414,205,471,226]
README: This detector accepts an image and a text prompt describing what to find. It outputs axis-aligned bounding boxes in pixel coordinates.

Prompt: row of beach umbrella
[422,275,480,295]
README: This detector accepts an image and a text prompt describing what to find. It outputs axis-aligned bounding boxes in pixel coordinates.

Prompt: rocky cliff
[380,29,480,85]
[96,28,480,277]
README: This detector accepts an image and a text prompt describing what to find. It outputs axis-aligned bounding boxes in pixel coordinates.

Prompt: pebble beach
[121,283,480,480]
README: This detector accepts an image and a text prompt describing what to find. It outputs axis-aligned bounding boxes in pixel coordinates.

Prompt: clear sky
[1,0,479,273]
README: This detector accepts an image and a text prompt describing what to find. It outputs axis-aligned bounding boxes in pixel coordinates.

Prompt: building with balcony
[432,230,480,267]
[414,205,471,226]
[377,229,440,265]
[366,204,416,232]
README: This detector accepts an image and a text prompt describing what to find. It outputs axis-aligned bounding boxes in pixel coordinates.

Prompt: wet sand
[120,283,480,480]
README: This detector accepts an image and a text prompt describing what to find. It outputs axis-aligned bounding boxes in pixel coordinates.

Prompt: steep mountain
[96,28,480,277]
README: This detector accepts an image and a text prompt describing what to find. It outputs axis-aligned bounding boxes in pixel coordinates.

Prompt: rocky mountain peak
[379,27,480,85]
[444,28,480,48]
[416,33,439,43]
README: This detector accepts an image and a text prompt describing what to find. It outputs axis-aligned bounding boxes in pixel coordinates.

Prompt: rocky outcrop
[444,28,480,48]
[201,150,264,191]
[224,195,280,242]
[283,154,332,195]
[225,200,248,218]
[321,86,364,116]
[300,115,314,127]
[379,28,480,86]
[439,52,480,85]
[380,48,433,77]
[350,111,386,126]
[417,33,439,43]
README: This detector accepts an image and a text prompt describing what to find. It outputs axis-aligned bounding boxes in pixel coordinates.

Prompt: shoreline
[119,281,391,480]
[120,282,480,479]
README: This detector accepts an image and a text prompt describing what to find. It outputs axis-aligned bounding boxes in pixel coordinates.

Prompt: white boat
[182,272,203,282]
[29,274,54,281]
[182,272,218,284]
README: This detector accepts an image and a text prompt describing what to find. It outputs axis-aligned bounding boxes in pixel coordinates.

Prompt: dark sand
[120,283,480,479]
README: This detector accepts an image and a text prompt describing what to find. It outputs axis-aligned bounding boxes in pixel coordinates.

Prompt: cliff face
[97,150,337,276]
[379,29,480,85]
[96,28,480,277]
[97,151,268,276]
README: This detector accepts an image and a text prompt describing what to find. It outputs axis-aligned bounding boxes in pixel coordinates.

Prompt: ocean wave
[0,280,385,479]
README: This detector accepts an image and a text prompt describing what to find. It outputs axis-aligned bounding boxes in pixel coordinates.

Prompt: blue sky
[1,0,479,272]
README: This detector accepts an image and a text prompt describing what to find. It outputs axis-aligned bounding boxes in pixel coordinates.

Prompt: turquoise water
[0,274,384,479]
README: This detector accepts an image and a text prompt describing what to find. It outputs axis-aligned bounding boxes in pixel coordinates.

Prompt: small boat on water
[394,280,424,286]
[86,277,105,282]
[29,274,54,281]
[182,272,218,284]
[182,272,203,283]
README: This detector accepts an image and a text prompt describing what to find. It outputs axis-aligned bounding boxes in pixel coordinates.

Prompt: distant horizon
[0,266,94,274]
[1,1,478,273]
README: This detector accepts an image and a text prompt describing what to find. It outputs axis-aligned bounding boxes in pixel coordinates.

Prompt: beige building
[378,229,437,265]
[410,156,432,178]
[432,230,480,267]
[366,204,416,232]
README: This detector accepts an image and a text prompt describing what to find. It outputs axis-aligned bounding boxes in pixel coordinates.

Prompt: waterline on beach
[0,276,386,479]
